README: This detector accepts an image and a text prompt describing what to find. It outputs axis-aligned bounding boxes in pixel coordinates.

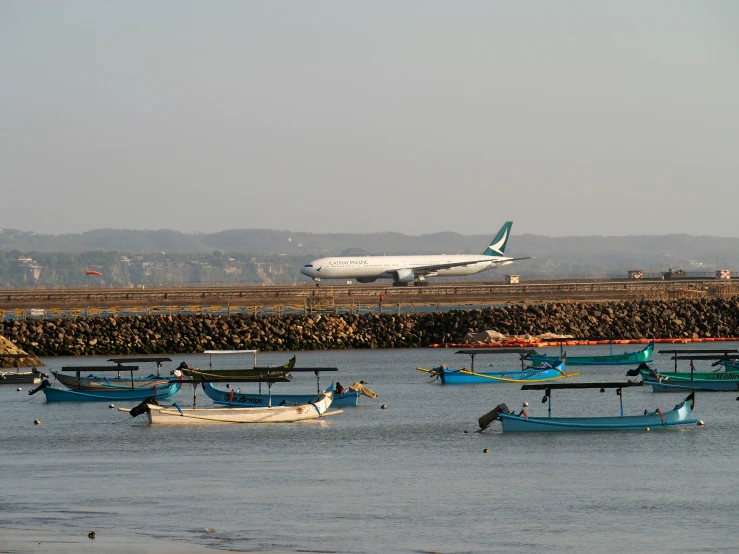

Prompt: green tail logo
[481,222,513,256]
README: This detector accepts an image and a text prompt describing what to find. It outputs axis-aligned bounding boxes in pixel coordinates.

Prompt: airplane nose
[300,267,310,277]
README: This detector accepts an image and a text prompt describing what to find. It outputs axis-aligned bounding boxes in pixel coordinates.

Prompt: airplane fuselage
[301,255,511,281]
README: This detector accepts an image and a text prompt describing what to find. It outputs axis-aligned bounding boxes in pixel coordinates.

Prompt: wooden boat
[202,363,376,408]
[417,348,578,384]
[637,348,739,392]
[640,364,739,392]
[478,382,699,432]
[526,341,654,366]
[30,379,182,403]
[0,354,48,385]
[50,357,173,390]
[29,363,182,402]
[181,350,295,380]
[121,391,339,424]
[202,380,376,407]
[1,367,47,385]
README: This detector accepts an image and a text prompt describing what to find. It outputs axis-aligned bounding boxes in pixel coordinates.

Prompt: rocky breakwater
[2,297,739,357]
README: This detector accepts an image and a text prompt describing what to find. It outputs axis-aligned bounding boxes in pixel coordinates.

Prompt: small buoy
[204,528,214,534]
[88,531,96,539]
[109,404,115,409]
[698,420,704,426]
[483,448,489,453]
[645,427,650,432]
[522,401,529,407]
[34,419,41,425]
[17,387,22,392]
[463,430,468,433]
[381,404,387,409]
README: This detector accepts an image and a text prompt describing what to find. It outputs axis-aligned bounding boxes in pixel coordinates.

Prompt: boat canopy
[455,348,539,371]
[203,350,258,354]
[62,365,140,372]
[658,349,738,355]
[108,357,172,364]
[455,348,537,355]
[521,381,643,391]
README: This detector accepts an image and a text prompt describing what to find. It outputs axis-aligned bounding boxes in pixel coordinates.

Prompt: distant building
[628,269,644,279]
[505,275,520,284]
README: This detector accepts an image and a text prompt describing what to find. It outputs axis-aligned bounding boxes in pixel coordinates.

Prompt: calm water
[2,345,739,553]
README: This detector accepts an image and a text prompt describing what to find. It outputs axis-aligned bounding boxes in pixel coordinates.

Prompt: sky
[1,1,738,237]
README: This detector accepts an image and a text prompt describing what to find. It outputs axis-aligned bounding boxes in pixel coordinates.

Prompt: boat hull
[202,382,359,407]
[438,366,571,385]
[528,343,654,366]
[144,392,336,424]
[42,381,182,402]
[1,372,41,384]
[641,370,739,392]
[644,378,739,392]
[499,401,696,432]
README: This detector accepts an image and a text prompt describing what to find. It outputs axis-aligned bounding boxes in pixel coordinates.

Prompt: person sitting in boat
[335,382,345,396]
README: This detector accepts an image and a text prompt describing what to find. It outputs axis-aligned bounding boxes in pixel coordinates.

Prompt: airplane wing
[395,257,533,276]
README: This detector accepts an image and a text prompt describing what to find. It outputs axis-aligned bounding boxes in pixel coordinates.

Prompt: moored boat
[478,382,699,432]
[122,391,338,424]
[417,348,577,384]
[0,354,48,385]
[29,379,182,402]
[181,350,295,380]
[527,341,654,366]
[1,367,47,385]
[640,364,739,392]
[51,357,174,390]
[202,380,376,407]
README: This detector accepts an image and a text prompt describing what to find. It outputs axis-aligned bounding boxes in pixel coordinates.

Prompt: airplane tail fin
[481,222,513,256]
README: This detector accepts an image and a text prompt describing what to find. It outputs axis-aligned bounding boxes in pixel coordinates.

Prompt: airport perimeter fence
[0,301,450,322]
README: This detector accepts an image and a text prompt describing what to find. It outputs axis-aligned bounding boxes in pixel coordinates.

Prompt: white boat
[122,392,339,424]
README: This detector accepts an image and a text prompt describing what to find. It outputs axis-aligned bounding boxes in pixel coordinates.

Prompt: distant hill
[0,227,737,281]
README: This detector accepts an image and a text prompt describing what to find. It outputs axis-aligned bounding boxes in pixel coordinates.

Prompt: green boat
[181,350,296,381]
[638,362,739,392]
[527,341,654,366]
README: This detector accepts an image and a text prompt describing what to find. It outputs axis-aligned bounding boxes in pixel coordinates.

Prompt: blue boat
[478,382,699,432]
[202,381,361,407]
[527,341,654,366]
[417,348,578,384]
[31,380,182,403]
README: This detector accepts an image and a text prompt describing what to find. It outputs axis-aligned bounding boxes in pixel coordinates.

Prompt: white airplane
[300,222,530,286]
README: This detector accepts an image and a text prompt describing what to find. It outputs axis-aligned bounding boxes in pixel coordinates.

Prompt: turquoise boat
[478,382,699,432]
[640,364,739,392]
[30,379,182,402]
[527,341,654,366]
[418,361,578,384]
[202,381,361,407]
[417,348,578,384]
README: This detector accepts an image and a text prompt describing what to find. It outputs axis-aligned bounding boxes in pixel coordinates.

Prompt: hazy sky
[2,1,738,237]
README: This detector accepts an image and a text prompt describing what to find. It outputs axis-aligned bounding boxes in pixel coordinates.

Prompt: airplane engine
[392,269,415,283]
[356,277,378,284]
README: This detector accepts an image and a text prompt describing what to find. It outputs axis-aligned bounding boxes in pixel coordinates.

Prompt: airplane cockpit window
[304,264,313,268]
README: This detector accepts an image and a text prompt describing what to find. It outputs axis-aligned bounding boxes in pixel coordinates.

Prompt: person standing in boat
[335,382,345,396]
